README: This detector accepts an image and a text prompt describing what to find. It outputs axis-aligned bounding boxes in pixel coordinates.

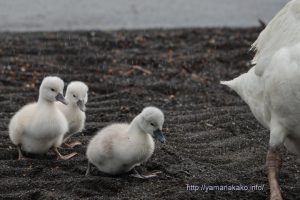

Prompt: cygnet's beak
[77,100,86,112]
[153,129,166,143]
[56,93,68,105]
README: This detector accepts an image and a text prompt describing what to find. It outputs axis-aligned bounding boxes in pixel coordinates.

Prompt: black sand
[0,28,299,200]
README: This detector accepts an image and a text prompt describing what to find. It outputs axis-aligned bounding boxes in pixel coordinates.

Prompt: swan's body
[86,107,166,176]
[9,76,77,160]
[222,43,300,199]
[222,1,300,199]
[56,81,88,145]
[223,44,300,154]
[221,67,268,129]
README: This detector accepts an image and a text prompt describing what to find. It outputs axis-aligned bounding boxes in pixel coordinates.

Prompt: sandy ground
[0,0,286,31]
[0,28,299,200]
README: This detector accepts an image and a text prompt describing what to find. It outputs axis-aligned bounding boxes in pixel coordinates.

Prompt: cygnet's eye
[73,94,77,98]
[51,88,55,92]
[150,123,155,127]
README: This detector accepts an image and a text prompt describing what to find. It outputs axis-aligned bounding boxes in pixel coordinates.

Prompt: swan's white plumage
[9,76,68,154]
[86,107,165,175]
[252,0,300,76]
[222,43,300,155]
[56,81,88,140]
[221,67,269,129]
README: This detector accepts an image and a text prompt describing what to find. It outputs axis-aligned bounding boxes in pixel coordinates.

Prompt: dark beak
[153,129,166,143]
[77,100,86,112]
[56,93,68,105]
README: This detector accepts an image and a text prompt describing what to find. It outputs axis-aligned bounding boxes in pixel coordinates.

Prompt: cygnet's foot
[130,168,162,179]
[18,153,29,160]
[53,147,77,160]
[18,155,31,160]
[57,152,77,160]
[63,141,82,148]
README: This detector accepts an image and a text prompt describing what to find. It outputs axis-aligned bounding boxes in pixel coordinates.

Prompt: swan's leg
[266,120,285,200]
[53,147,77,160]
[266,147,283,200]
[130,167,162,179]
[85,162,91,176]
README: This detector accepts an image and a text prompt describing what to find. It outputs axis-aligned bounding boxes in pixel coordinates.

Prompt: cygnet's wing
[9,103,36,145]
[86,123,128,170]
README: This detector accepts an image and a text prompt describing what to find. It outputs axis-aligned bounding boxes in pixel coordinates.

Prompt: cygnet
[86,106,166,178]
[9,76,77,160]
[56,81,88,148]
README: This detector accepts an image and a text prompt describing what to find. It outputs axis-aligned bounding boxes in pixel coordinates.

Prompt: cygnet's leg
[130,167,162,179]
[266,147,283,200]
[17,144,27,160]
[63,141,82,148]
[85,162,91,176]
[62,135,82,148]
[52,147,77,160]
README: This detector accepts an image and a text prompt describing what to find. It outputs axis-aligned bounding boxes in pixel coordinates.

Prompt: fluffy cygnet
[56,81,88,148]
[86,106,166,178]
[9,76,77,160]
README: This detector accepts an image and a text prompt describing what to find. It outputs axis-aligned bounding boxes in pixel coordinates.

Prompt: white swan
[86,106,166,178]
[9,76,77,160]
[56,81,88,148]
[222,1,300,199]
[222,43,300,200]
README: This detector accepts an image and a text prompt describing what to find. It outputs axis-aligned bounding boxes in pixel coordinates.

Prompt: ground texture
[0,28,299,200]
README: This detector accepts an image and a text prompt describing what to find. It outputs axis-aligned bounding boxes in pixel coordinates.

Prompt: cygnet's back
[9,103,36,146]
[87,123,133,174]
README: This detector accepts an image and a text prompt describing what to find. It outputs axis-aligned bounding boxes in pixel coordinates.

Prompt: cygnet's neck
[37,96,55,107]
[65,94,81,110]
[66,101,79,110]
[128,114,144,134]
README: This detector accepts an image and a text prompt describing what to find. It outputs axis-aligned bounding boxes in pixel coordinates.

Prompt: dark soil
[0,28,299,200]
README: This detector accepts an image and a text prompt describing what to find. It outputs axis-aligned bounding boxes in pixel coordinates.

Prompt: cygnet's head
[138,106,166,143]
[65,81,88,112]
[39,76,67,105]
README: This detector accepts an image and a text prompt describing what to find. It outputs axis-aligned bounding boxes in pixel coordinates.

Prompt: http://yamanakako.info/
[186,183,265,193]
